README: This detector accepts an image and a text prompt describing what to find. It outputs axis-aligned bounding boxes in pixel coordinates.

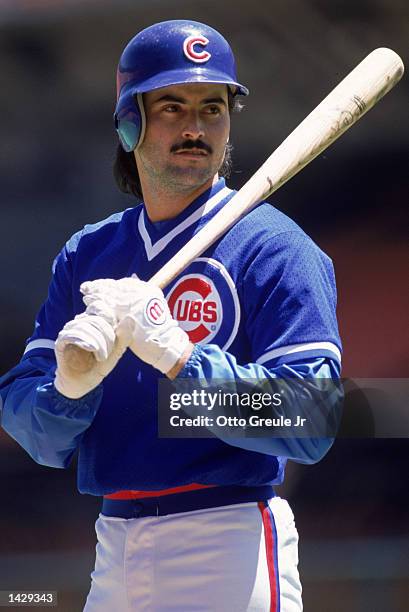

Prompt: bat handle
[62,343,96,374]
[62,273,167,375]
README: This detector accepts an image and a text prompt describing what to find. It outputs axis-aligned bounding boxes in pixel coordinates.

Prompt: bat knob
[63,344,96,374]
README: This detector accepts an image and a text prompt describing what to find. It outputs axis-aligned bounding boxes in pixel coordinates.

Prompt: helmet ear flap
[114,88,143,152]
[134,93,146,151]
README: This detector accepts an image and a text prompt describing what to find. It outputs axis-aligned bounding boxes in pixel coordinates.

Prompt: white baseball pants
[84,497,302,611]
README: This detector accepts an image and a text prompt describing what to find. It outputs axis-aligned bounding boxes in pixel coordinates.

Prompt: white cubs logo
[183,35,211,64]
[167,275,222,343]
[145,298,167,325]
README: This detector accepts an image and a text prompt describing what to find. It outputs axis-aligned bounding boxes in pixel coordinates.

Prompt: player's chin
[168,161,214,182]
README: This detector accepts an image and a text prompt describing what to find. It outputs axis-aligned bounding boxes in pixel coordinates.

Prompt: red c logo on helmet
[183,35,211,64]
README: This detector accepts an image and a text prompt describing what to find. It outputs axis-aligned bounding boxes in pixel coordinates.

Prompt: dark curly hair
[113,92,242,200]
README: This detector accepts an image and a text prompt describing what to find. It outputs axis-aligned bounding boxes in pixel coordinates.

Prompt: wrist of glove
[54,313,133,399]
[81,278,190,375]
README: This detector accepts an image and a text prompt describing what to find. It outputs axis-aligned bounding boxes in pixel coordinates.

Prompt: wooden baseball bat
[66,47,404,372]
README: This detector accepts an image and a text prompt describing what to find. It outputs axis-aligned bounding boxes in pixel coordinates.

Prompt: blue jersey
[0,178,341,495]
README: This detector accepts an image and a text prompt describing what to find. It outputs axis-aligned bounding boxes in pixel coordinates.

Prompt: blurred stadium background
[0,1,408,610]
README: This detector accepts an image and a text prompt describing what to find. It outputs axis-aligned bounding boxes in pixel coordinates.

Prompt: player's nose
[182,112,205,141]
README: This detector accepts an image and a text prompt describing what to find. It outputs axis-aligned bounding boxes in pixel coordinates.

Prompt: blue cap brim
[135,67,249,96]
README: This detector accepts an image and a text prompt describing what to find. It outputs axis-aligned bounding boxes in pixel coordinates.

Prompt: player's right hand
[54,313,133,399]
[80,277,191,375]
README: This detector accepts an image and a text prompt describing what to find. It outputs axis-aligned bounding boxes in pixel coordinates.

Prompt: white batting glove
[54,313,133,399]
[81,278,190,374]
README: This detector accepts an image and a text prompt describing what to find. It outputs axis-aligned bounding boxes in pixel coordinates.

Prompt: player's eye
[162,104,180,113]
[204,105,222,115]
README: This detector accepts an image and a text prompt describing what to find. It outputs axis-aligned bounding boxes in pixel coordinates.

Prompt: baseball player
[0,20,342,611]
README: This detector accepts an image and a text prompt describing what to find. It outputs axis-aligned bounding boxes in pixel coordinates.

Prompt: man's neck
[141,175,219,222]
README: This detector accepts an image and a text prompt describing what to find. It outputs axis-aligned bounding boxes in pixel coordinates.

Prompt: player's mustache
[170,140,213,154]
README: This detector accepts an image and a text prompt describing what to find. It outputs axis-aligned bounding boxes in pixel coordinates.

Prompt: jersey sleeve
[0,355,103,468]
[240,230,342,369]
[22,237,80,359]
[0,233,103,468]
[177,345,342,465]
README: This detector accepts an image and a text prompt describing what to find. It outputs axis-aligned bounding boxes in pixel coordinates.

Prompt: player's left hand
[81,278,191,375]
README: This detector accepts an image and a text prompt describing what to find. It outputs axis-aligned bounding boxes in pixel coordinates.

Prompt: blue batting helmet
[114,20,249,152]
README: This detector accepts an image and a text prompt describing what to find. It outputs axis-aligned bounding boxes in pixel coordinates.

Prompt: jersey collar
[138,178,233,262]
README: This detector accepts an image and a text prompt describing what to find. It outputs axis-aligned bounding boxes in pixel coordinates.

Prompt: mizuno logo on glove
[145,298,167,325]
